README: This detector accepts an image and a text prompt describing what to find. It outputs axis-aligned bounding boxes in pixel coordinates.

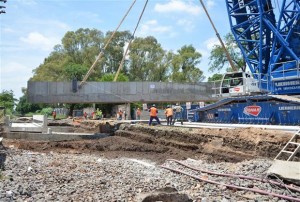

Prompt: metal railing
[209,73,272,97]
[270,60,300,81]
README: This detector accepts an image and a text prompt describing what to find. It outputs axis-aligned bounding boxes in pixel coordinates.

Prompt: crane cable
[198,0,238,72]
[113,0,149,82]
[79,0,137,88]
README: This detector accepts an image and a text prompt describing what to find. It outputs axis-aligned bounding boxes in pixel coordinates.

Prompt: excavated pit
[2,120,293,164]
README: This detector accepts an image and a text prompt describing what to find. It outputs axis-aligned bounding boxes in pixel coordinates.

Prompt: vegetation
[207,73,223,82]
[0,90,17,115]
[30,28,205,84]
[209,33,245,73]
[15,88,42,116]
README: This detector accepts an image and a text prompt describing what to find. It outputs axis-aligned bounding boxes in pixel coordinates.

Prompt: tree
[31,28,105,82]
[128,36,170,81]
[99,73,129,82]
[62,28,104,65]
[0,90,17,114]
[207,73,223,82]
[31,52,71,81]
[30,29,134,83]
[209,33,245,73]
[15,88,42,115]
[170,45,205,82]
[64,63,89,80]
[102,31,132,74]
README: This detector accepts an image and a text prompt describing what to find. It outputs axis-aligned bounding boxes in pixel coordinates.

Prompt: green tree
[31,28,105,82]
[99,73,129,82]
[64,63,89,80]
[0,90,17,114]
[31,51,71,81]
[103,31,132,74]
[207,73,223,82]
[128,36,169,81]
[62,28,104,65]
[30,29,134,83]
[209,33,245,73]
[170,45,205,82]
[15,89,41,115]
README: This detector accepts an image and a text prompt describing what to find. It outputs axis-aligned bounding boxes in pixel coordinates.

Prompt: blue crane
[194,0,300,125]
[226,0,300,94]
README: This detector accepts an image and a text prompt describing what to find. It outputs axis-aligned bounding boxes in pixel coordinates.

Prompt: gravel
[0,147,299,202]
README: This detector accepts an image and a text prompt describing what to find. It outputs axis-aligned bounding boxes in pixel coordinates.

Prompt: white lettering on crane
[218,108,231,112]
[275,80,300,87]
[279,106,300,110]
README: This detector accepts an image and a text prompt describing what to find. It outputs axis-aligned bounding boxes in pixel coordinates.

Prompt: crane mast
[193,0,300,125]
[225,0,300,94]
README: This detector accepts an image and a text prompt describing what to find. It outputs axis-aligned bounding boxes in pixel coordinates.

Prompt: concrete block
[268,160,300,185]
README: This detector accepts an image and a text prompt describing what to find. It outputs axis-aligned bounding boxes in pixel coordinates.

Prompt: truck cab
[214,72,261,97]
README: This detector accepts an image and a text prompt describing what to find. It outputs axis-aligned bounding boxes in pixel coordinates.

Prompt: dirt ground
[2,119,294,164]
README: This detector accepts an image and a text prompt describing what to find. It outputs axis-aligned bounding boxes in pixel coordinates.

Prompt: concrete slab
[10,123,44,133]
[9,115,48,133]
[267,160,300,185]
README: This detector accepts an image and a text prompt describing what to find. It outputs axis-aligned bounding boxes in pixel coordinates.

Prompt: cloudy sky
[0,0,231,99]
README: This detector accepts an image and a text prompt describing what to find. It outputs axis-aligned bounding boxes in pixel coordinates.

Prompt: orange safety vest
[149,107,158,116]
[165,108,173,117]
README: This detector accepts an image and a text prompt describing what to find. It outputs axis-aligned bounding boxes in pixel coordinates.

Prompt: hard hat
[152,104,156,107]
[167,105,171,108]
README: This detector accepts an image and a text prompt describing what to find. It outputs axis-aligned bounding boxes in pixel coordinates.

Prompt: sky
[0,0,231,100]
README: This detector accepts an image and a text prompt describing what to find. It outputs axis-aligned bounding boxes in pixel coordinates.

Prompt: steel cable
[161,164,300,202]
[165,159,300,193]
[113,0,149,81]
[80,0,137,87]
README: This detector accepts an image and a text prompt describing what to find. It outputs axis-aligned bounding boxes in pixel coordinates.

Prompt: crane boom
[199,0,238,72]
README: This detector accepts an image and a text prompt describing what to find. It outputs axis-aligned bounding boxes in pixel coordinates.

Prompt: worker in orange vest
[118,110,123,120]
[148,104,161,126]
[136,108,142,120]
[165,105,173,126]
[52,110,56,120]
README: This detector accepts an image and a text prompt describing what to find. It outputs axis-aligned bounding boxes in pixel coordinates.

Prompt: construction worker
[98,110,103,120]
[118,110,123,120]
[148,104,161,126]
[165,105,173,126]
[136,108,142,120]
[52,110,56,120]
[92,111,96,120]
[172,103,183,125]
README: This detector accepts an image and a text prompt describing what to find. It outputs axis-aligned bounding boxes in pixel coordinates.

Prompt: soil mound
[3,123,292,163]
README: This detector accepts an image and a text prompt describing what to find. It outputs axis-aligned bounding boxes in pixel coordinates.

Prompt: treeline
[30,28,205,83]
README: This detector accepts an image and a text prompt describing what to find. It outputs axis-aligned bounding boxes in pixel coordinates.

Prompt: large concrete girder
[27,81,218,103]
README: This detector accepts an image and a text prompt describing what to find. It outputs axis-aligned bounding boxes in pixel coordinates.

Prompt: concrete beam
[28,81,219,104]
